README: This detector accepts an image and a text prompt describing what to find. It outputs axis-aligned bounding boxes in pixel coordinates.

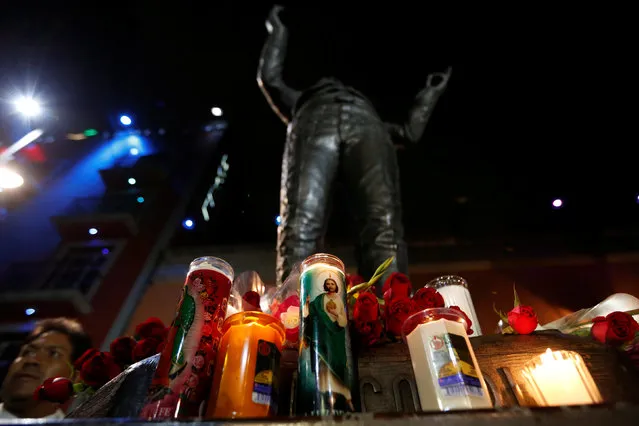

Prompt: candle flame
[540,348,555,363]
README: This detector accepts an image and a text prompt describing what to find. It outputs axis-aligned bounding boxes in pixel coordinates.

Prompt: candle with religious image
[296,253,356,416]
[426,276,482,336]
[139,256,234,419]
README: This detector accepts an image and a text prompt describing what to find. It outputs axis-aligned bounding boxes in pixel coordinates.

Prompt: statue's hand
[418,66,452,97]
[265,5,285,34]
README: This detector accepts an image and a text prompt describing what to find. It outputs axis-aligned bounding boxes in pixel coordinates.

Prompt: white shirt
[0,403,65,420]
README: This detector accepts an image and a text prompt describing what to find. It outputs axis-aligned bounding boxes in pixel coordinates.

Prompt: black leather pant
[276,96,408,285]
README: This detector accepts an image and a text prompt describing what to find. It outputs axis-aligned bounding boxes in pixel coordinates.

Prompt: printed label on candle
[431,334,484,397]
[252,340,281,414]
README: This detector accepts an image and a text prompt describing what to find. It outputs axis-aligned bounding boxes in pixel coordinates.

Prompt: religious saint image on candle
[298,264,355,415]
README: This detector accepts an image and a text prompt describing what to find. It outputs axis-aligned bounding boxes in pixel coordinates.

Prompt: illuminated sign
[201,154,229,221]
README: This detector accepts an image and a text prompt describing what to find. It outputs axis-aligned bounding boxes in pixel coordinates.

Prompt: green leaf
[372,256,395,278]
[570,328,592,338]
[501,325,515,334]
[513,283,520,308]
[347,256,395,296]
[493,303,510,325]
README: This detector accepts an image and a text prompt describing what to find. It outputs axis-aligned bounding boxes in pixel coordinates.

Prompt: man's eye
[49,350,63,359]
[22,348,37,357]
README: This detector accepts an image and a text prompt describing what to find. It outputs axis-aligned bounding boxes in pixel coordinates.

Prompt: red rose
[591,311,639,345]
[354,292,380,323]
[450,306,474,335]
[507,305,538,335]
[109,336,136,368]
[133,338,164,362]
[79,352,121,388]
[385,296,413,337]
[346,274,366,290]
[74,348,100,371]
[242,291,262,311]
[412,287,445,311]
[354,320,383,346]
[135,317,168,340]
[382,273,412,303]
[33,377,74,404]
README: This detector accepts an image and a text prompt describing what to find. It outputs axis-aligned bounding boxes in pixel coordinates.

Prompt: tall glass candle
[402,308,492,411]
[140,256,234,419]
[426,275,482,336]
[522,349,603,406]
[297,253,355,416]
[207,311,285,418]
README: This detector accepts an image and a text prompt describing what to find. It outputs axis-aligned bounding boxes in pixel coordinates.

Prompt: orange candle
[206,311,285,418]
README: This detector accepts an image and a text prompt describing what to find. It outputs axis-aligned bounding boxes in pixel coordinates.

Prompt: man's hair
[24,318,93,362]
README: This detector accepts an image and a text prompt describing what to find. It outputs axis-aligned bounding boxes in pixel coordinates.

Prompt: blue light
[275,215,282,226]
[130,147,139,156]
[25,308,36,316]
[137,196,145,203]
[88,227,98,235]
[182,218,195,230]
[101,248,110,255]
[120,115,132,126]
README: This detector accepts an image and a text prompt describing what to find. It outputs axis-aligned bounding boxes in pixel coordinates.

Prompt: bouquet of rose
[34,317,169,404]
[348,258,473,346]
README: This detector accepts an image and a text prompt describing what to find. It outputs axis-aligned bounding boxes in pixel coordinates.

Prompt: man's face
[1,331,74,401]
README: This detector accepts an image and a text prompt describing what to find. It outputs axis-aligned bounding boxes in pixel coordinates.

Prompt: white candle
[403,308,492,412]
[426,276,482,336]
[522,349,602,406]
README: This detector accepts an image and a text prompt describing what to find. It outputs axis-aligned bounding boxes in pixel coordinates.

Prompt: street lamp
[14,97,42,118]
[0,166,24,189]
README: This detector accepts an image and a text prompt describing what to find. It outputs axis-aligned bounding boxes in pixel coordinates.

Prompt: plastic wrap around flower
[266,263,302,348]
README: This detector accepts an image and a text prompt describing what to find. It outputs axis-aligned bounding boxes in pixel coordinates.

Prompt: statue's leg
[276,116,340,285]
[340,112,408,287]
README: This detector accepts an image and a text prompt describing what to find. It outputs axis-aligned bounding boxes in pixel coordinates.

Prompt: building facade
[0,120,228,376]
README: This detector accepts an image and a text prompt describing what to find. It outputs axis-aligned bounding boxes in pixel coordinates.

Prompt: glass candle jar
[402,307,492,411]
[206,311,285,418]
[426,275,482,336]
[297,253,356,415]
[522,349,603,406]
[140,256,234,419]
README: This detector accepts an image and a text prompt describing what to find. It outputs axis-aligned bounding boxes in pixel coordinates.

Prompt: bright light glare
[182,219,195,229]
[88,227,98,235]
[120,115,132,126]
[130,148,139,156]
[552,199,563,208]
[211,107,223,117]
[0,167,25,189]
[25,308,36,316]
[14,97,41,117]
[128,178,136,185]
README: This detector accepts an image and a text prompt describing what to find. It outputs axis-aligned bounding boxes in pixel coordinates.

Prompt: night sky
[1,4,636,247]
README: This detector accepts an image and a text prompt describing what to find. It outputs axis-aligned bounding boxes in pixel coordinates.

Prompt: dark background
[1,3,636,246]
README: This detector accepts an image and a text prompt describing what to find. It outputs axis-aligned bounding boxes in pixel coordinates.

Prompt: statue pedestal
[357,331,639,412]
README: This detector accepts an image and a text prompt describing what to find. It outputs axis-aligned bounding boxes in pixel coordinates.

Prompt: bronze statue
[258,6,451,286]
